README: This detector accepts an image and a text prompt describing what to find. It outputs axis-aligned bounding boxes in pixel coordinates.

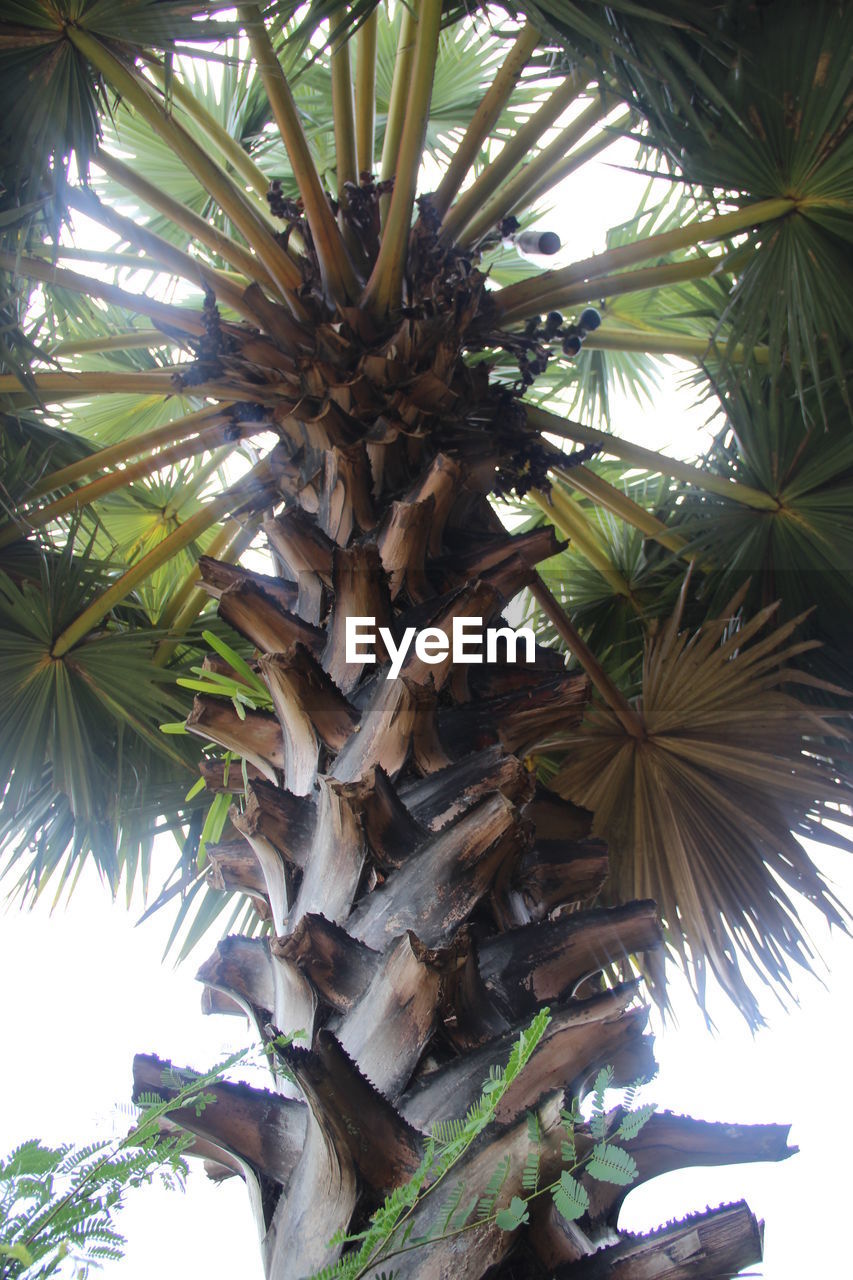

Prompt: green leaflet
[586,1142,639,1187]
[553,1170,590,1224]
[494,1195,529,1232]
[197,789,232,869]
[201,629,268,696]
[590,1064,614,1138]
[476,1153,512,1221]
[616,1104,657,1142]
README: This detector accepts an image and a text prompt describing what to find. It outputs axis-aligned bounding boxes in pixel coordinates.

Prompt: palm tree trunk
[129,270,792,1275]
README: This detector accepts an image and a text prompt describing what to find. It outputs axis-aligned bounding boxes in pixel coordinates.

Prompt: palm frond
[0,535,202,894]
[636,0,853,407]
[670,370,853,695]
[0,3,239,198]
[0,411,97,514]
[549,583,852,1026]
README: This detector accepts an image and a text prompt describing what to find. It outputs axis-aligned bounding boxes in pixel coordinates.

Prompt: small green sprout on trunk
[311,1013,655,1280]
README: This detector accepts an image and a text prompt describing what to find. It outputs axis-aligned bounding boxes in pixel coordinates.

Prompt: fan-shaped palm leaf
[0,2,241,202]
[637,0,853,407]
[550,580,851,1024]
[0,536,199,887]
[671,371,853,693]
[1,411,97,509]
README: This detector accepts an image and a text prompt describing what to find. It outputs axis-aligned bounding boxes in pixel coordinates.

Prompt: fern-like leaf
[616,1103,657,1142]
[586,1142,638,1187]
[590,1065,614,1138]
[552,1170,590,1223]
[438,1180,467,1234]
[477,1153,512,1221]
[432,1118,465,1147]
[522,1112,541,1193]
[621,1081,640,1112]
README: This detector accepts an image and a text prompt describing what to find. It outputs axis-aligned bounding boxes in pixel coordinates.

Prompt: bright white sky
[2,112,850,1280]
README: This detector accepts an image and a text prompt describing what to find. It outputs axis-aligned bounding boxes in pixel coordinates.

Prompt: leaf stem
[48,330,170,357]
[332,36,358,194]
[355,11,378,175]
[97,151,279,290]
[50,459,272,657]
[7,420,261,544]
[65,26,302,300]
[530,486,636,601]
[0,249,206,337]
[431,21,541,219]
[362,0,444,318]
[527,404,779,510]
[551,465,689,557]
[440,69,587,244]
[458,93,613,246]
[30,404,230,497]
[239,4,358,305]
[378,3,418,225]
[145,58,275,211]
[153,519,256,664]
[0,366,278,407]
[497,197,797,322]
[0,369,186,398]
[66,187,258,321]
[530,574,647,738]
[519,109,633,213]
[583,326,770,364]
[516,249,721,316]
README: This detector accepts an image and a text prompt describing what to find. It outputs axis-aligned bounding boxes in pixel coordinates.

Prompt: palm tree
[1,1,850,1274]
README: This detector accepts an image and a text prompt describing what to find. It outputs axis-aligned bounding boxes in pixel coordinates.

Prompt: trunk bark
[133,206,793,1279]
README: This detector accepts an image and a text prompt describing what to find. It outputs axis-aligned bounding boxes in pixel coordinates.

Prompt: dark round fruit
[516,230,561,256]
[562,335,582,357]
[578,307,602,331]
[537,231,561,255]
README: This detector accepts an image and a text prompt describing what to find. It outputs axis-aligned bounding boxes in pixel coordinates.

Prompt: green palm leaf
[90,462,234,622]
[0,411,97,507]
[0,536,199,890]
[516,472,683,682]
[638,0,853,406]
[0,3,240,198]
[671,371,853,693]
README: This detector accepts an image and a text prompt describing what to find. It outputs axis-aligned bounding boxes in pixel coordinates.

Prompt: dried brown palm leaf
[550,577,852,1026]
